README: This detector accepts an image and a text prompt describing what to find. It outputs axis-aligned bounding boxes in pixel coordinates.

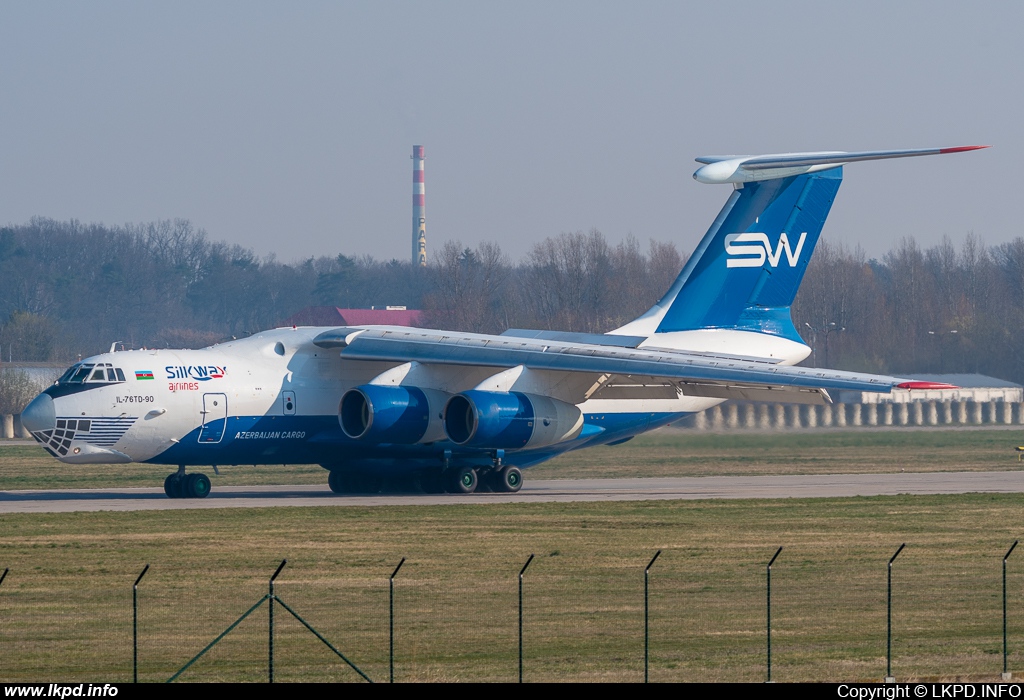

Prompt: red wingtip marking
[897,381,959,390]
[939,145,991,154]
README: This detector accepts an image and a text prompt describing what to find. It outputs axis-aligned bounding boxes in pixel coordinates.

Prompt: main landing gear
[493,465,523,493]
[324,464,524,496]
[436,448,524,494]
[164,468,212,499]
[443,465,524,494]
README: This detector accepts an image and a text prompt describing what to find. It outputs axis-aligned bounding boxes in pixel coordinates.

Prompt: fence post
[389,558,405,683]
[1006,541,1019,680]
[269,559,287,683]
[133,564,149,683]
[519,554,534,683]
[886,544,906,682]
[766,547,782,682]
[645,550,661,683]
[1,567,8,678]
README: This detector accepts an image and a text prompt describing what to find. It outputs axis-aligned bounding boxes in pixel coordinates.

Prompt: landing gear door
[199,393,228,443]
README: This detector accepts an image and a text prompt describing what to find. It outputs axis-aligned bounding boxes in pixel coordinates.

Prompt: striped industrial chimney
[412,145,426,266]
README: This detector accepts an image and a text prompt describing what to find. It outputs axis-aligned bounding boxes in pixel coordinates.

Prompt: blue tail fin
[654,168,841,340]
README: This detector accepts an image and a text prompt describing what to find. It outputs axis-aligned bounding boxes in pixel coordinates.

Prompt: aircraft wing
[313,326,896,403]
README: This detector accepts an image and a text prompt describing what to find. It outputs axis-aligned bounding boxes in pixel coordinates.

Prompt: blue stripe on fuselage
[144,411,684,472]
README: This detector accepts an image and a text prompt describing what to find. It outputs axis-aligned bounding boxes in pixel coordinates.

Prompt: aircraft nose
[21,393,55,434]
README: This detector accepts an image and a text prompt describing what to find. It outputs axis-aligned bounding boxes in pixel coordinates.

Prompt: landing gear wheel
[184,473,211,499]
[448,466,478,494]
[328,470,350,494]
[163,473,183,499]
[494,466,523,493]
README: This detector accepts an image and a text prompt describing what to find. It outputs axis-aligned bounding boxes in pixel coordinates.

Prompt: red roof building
[280,306,424,328]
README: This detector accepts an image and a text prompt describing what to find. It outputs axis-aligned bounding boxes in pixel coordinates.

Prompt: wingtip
[896,381,959,390]
[939,145,991,154]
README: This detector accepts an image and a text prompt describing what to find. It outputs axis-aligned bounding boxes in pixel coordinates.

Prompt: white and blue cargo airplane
[20,145,987,498]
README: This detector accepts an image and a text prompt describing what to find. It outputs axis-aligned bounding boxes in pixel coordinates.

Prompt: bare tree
[0,369,37,415]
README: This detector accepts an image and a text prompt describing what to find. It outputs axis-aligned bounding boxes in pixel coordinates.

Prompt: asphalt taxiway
[1,471,1023,513]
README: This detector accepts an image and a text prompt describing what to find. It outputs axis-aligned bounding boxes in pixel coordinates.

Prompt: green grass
[2,495,1024,682]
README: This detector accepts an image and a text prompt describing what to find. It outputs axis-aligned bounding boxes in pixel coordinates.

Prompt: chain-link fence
[2,541,1023,683]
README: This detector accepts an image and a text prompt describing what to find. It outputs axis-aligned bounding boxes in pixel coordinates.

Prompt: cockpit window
[70,366,93,383]
[58,362,128,385]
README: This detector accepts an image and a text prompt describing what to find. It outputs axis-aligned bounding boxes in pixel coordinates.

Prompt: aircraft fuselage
[21,327,716,478]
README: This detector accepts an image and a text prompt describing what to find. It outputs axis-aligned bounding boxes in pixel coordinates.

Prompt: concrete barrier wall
[725,404,739,429]
[2,413,33,439]
[678,399,1024,431]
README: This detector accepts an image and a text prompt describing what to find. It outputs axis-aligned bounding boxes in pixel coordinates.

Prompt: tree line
[793,234,1024,381]
[1,218,1023,384]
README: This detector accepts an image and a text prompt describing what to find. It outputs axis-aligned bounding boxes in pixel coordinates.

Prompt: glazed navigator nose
[20,393,55,434]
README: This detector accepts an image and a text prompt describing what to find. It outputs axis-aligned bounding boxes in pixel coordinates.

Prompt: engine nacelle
[443,390,584,449]
[339,385,447,444]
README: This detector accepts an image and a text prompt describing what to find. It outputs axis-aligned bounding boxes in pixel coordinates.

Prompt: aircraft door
[199,393,228,443]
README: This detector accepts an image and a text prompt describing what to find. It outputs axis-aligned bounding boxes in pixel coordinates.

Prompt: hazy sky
[1,2,1017,264]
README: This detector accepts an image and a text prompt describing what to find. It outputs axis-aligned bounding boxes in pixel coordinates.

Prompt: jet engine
[339,385,447,444]
[443,390,583,449]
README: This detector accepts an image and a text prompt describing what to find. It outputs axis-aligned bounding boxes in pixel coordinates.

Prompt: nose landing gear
[163,469,212,499]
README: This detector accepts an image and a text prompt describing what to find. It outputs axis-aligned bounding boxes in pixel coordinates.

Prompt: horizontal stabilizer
[694,145,989,184]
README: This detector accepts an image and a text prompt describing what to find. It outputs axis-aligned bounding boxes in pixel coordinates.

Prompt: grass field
[2,429,1024,682]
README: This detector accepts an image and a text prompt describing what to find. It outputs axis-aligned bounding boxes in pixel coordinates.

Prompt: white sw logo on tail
[724,232,807,268]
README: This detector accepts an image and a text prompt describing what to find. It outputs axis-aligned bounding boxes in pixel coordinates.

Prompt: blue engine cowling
[443,390,583,449]
[339,385,447,444]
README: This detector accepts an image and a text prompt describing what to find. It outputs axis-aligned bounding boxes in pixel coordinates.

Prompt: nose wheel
[164,471,211,499]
